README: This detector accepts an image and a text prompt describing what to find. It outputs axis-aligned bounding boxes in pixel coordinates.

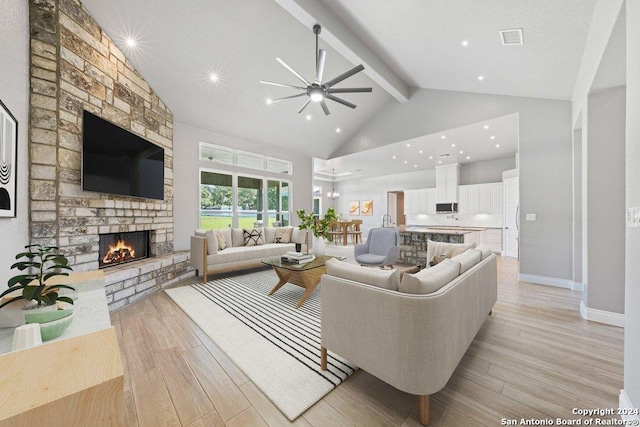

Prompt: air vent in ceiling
[499,28,524,45]
[439,153,451,158]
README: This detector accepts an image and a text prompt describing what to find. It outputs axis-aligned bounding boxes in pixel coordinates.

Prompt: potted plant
[0,244,75,336]
[296,207,339,256]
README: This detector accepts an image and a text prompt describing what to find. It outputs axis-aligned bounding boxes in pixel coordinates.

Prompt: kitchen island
[397,226,486,268]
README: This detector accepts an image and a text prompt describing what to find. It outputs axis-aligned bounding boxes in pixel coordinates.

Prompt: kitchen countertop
[398,225,487,235]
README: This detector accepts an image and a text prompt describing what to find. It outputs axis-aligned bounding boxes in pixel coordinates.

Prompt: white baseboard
[573,282,585,292]
[580,300,625,327]
[518,273,574,290]
[619,390,640,423]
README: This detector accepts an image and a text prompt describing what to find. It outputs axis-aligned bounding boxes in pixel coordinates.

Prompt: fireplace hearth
[99,231,150,268]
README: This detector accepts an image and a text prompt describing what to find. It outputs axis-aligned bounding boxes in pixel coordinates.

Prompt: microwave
[436,203,458,214]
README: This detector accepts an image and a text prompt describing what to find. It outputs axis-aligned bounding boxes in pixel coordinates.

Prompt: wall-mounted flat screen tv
[82,110,164,201]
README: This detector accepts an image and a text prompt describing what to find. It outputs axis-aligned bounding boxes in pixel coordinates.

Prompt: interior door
[504,177,519,258]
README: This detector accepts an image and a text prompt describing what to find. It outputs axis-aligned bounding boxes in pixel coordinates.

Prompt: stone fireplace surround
[28,0,193,311]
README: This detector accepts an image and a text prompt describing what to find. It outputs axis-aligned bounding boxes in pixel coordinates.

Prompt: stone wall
[398,231,464,269]
[29,0,174,272]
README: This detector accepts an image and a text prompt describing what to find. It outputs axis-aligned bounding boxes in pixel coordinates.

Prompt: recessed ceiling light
[306,115,312,121]
[483,124,489,130]
[495,144,500,148]
[466,156,471,159]
[336,127,341,133]
[209,72,220,83]
[429,156,433,159]
[407,143,411,147]
[438,161,442,164]
[490,135,495,139]
[266,98,273,105]
[392,155,396,159]
[441,135,446,139]
[414,164,418,168]
[459,150,464,154]
[419,150,423,154]
[451,144,456,147]
[461,40,469,47]
[125,37,137,48]
[477,75,484,81]
[404,160,408,164]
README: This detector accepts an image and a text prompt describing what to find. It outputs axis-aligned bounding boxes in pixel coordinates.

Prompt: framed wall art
[349,201,360,216]
[0,99,17,218]
[361,200,373,216]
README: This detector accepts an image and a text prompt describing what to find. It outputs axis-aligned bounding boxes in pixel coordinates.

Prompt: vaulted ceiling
[82,0,597,161]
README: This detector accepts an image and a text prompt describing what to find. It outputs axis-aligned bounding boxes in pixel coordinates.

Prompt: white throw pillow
[426,240,476,267]
[264,227,276,244]
[243,228,265,246]
[274,227,293,244]
[325,258,399,290]
[231,228,244,247]
[399,259,461,294]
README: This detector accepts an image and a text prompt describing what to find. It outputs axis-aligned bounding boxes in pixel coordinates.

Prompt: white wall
[172,123,313,251]
[585,86,626,314]
[625,0,640,411]
[459,157,516,185]
[334,89,573,282]
[0,0,29,285]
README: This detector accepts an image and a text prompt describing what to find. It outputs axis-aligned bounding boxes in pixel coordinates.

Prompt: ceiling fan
[260,24,372,116]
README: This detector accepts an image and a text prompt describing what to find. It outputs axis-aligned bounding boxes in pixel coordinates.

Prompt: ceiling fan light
[309,88,324,102]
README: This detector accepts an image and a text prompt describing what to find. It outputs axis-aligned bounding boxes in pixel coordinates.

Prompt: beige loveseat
[190,226,308,282]
[320,244,497,425]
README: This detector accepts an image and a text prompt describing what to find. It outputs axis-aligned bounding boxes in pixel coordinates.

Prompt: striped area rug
[165,268,357,421]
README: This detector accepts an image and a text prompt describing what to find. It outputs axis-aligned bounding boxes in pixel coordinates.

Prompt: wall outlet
[526,213,536,221]
[628,207,640,228]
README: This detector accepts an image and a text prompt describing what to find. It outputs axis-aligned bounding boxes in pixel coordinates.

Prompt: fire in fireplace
[99,231,149,268]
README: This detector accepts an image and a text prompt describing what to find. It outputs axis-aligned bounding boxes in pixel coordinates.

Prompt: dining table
[330,220,356,246]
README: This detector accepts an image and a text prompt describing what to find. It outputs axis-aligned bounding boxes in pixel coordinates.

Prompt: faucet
[382,214,392,227]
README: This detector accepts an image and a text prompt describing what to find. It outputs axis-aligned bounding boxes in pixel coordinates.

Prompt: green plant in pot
[296,207,339,256]
[0,244,75,340]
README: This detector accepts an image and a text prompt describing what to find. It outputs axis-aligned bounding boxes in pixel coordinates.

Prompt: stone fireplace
[28,0,193,312]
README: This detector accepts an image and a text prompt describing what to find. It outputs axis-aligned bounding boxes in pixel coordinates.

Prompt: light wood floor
[111,256,624,426]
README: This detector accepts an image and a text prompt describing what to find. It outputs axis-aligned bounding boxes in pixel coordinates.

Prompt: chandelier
[327,168,340,200]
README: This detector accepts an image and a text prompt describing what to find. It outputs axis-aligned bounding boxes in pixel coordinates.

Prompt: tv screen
[82,110,164,200]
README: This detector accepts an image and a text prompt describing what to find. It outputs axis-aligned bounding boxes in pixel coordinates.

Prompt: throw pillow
[215,230,227,250]
[243,228,265,246]
[429,253,449,267]
[274,227,293,244]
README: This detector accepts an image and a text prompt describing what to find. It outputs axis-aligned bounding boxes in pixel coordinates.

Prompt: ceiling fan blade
[298,98,311,113]
[326,94,357,109]
[276,57,311,86]
[271,93,307,104]
[315,49,326,83]
[259,80,306,90]
[327,87,372,93]
[324,64,365,88]
[320,99,331,116]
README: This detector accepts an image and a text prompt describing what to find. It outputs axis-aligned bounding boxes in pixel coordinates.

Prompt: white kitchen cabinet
[404,189,418,215]
[425,188,436,214]
[482,228,503,253]
[458,185,478,214]
[404,188,436,215]
[490,182,503,215]
[435,164,460,203]
[460,182,503,215]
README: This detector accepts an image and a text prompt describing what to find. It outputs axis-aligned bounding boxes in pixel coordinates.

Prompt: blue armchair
[354,227,401,267]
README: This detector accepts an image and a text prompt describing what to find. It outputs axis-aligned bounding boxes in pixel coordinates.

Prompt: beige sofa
[190,226,308,282]
[320,244,497,425]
